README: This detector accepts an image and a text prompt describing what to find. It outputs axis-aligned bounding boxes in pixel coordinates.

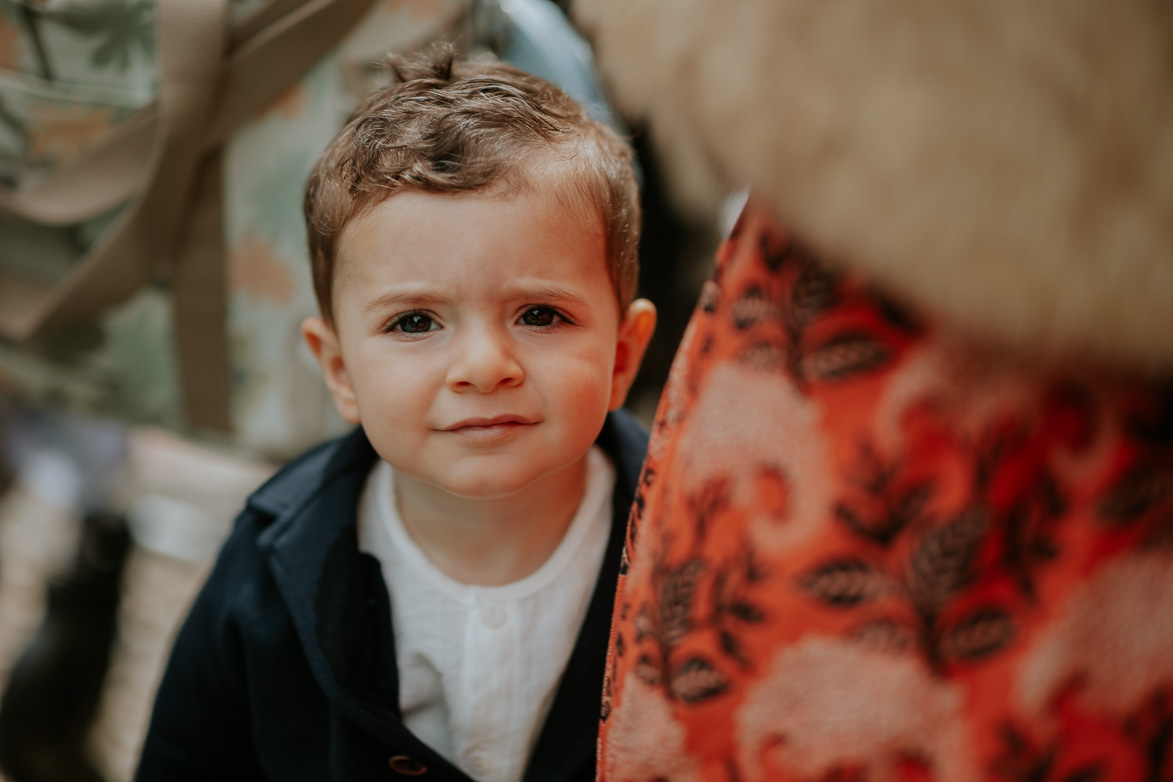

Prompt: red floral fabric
[598,199,1173,782]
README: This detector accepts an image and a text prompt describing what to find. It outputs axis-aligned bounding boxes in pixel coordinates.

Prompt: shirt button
[466,748,492,776]
[479,603,505,628]
[388,755,428,776]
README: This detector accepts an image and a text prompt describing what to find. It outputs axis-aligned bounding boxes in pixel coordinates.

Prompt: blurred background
[0,0,728,779]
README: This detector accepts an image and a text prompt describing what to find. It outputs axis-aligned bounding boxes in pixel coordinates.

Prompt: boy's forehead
[332,183,614,297]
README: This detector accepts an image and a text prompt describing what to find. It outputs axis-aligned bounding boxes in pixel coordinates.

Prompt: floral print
[599,200,1173,782]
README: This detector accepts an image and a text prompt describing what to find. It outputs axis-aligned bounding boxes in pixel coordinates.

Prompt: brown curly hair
[303,44,640,325]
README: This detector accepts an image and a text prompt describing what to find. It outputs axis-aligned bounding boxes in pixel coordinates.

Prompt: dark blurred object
[0,400,14,498]
[627,125,719,416]
[0,510,132,782]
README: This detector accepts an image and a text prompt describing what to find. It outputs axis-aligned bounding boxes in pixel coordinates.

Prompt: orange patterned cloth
[598,199,1173,782]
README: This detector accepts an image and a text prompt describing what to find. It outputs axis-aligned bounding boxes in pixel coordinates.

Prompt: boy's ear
[301,316,361,424]
[609,298,658,411]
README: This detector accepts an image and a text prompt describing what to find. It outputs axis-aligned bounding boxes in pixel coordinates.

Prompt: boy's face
[303,185,655,502]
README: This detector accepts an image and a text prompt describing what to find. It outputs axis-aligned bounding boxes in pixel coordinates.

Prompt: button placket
[479,602,505,628]
[465,748,492,777]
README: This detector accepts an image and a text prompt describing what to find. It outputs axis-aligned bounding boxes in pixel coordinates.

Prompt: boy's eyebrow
[502,283,592,308]
[362,283,594,315]
[362,289,447,315]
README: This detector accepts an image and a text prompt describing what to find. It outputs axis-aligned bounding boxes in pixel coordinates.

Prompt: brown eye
[519,307,559,327]
[390,312,436,333]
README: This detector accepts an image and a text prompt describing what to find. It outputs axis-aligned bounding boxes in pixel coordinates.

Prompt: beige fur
[575,0,1173,372]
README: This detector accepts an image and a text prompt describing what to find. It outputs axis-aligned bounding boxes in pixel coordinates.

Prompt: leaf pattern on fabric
[758,226,794,271]
[939,606,1015,663]
[633,605,656,643]
[802,332,893,383]
[992,724,1105,782]
[689,476,732,541]
[968,416,1071,602]
[1121,692,1173,781]
[719,629,748,669]
[726,600,765,623]
[867,288,924,334]
[669,656,730,704]
[850,618,917,655]
[699,278,722,314]
[1001,502,1061,604]
[1097,465,1171,524]
[739,340,789,374]
[1122,384,1173,449]
[628,533,770,703]
[800,505,1002,671]
[836,484,933,548]
[711,544,768,669]
[798,558,893,608]
[790,256,841,324]
[906,509,988,614]
[634,654,661,687]
[628,464,656,554]
[634,569,719,695]
[730,286,784,332]
[660,559,705,647]
[835,442,934,547]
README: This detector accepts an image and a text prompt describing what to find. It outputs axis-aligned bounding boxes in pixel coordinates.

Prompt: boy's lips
[442,415,537,441]
[444,415,535,430]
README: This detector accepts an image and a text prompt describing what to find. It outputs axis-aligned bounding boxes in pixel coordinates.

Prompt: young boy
[135,47,656,782]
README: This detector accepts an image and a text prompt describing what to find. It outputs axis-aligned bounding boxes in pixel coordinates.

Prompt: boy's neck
[392,454,591,587]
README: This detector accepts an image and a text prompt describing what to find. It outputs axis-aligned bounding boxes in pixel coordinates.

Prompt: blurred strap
[208,0,384,143]
[172,151,233,431]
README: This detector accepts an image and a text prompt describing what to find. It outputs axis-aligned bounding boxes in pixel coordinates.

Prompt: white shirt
[357,447,615,782]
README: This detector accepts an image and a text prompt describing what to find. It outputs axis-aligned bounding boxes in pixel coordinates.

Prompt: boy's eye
[518,307,565,328]
[388,312,437,334]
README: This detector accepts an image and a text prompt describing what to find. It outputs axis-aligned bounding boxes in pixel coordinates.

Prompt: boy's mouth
[442,415,536,440]
[445,415,535,430]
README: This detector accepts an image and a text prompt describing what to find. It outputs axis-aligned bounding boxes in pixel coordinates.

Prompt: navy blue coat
[135,410,647,781]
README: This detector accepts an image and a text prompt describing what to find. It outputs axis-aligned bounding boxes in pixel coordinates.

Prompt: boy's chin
[398,456,590,505]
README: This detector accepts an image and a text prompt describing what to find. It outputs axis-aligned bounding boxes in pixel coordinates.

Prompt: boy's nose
[445,328,524,393]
